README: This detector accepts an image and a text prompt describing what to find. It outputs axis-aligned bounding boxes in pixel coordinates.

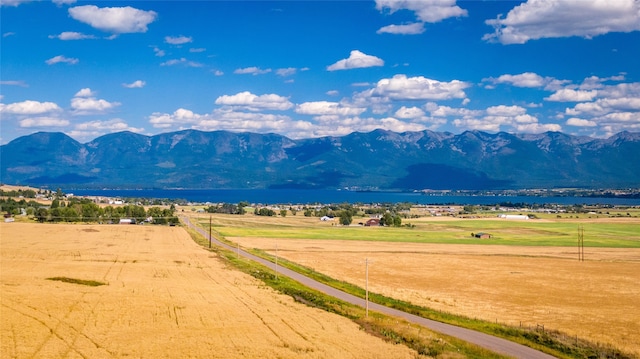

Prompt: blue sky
[1,0,639,144]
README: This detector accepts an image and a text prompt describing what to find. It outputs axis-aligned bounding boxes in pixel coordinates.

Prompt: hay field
[226,222,640,356]
[0,222,417,359]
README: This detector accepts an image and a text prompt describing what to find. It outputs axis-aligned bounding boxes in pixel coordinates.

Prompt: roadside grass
[207,215,640,248]
[184,225,512,359]
[46,276,107,287]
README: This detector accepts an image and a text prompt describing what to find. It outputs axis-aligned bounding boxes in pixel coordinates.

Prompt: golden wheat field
[0,222,417,359]
[232,236,640,356]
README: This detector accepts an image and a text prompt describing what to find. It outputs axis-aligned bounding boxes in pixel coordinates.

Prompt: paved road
[183,217,556,359]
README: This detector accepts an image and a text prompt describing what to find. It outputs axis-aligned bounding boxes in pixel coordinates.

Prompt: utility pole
[365,257,369,318]
[209,215,212,248]
[578,225,584,261]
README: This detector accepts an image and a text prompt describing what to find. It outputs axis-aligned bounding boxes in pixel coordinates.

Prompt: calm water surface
[66,189,640,206]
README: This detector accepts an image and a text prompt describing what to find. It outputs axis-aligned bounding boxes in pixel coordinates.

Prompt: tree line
[247,202,406,227]
[1,197,178,224]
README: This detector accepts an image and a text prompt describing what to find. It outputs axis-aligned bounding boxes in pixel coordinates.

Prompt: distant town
[416,188,640,198]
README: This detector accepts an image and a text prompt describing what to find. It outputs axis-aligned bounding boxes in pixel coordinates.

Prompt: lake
[64,188,640,206]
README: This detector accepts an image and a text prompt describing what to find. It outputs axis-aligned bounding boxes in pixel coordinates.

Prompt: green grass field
[207,214,640,248]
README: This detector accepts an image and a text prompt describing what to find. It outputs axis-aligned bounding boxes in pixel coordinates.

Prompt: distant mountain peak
[2,129,638,190]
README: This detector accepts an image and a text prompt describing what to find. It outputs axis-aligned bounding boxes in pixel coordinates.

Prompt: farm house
[472,232,492,239]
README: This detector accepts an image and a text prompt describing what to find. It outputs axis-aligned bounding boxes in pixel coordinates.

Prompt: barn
[364,218,381,226]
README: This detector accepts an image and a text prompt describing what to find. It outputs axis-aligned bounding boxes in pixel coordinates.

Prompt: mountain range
[1,130,639,190]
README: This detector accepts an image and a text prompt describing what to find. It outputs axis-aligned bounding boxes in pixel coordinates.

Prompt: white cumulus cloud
[53,0,76,5]
[276,67,297,77]
[327,50,384,71]
[486,105,527,117]
[484,0,640,45]
[484,72,571,91]
[74,88,95,97]
[71,98,119,114]
[489,72,545,88]
[0,100,62,115]
[0,80,28,87]
[295,101,366,117]
[45,55,79,65]
[1,0,31,7]
[429,103,561,134]
[160,58,203,67]
[376,22,425,35]
[49,31,96,40]
[71,88,120,115]
[74,119,139,132]
[69,5,157,34]
[234,67,272,75]
[152,46,165,57]
[215,91,293,111]
[394,106,425,119]
[545,89,598,102]
[425,103,482,118]
[69,119,144,142]
[367,74,469,100]
[19,117,70,128]
[148,108,304,135]
[376,0,467,23]
[165,35,192,45]
[122,80,146,88]
[566,118,597,127]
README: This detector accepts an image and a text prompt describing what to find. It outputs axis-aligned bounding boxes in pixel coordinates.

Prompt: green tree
[22,189,37,198]
[35,207,49,223]
[463,205,476,214]
[380,212,393,226]
[148,207,168,224]
[255,207,276,216]
[62,206,79,222]
[280,209,287,217]
[49,207,62,222]
[339,211,352,226]
[81,202,101,221]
